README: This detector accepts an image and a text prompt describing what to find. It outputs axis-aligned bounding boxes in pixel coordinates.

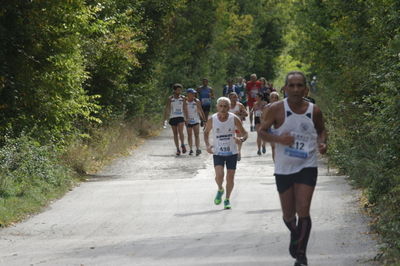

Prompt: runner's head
[236,76,243,84]
[228,92,238,104]
[270,91,279,103]
[284,71,307,101]
[227,78,233,86]
[216,97,231,114]
[173,83,183,95]
[186,88,196,100]
[202,78,209,86]
[250,73,257,82]
[259,77,267,87]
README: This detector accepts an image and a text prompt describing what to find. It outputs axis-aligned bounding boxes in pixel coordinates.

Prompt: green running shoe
[214,189,224,205]
[224,199,231,209]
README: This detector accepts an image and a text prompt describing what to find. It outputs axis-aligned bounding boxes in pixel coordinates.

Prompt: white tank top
[212,113,238,156]
[253,102,266,117]
[229,103,240,114]
[274,99,318,175]
[187,99,200,124]
[169,96,184,119]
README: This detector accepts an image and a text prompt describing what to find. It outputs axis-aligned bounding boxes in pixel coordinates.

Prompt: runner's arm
[258,103,294,145]
[196,100,206,121]
[204,118,213,153]
[163,96,171,121]
[239,103,248,117]
[234,116,248,141]
[183,99,189,123]
[313,105,328,154]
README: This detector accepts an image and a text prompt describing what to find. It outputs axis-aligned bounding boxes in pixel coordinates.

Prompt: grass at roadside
[0,115,162,227]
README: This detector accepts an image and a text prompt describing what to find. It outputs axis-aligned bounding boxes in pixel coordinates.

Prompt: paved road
[0,121,378,266]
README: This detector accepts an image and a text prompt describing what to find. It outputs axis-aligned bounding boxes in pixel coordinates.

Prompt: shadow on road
[246,209,281,214]
[174,209,225,217]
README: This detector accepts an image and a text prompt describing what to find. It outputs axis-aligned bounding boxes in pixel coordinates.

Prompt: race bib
[284,132,310,159]
[255,109,262,117]
[173,108,183,116]
[188,117,196,124]
[201,98,211,105]
[217,140,233,156]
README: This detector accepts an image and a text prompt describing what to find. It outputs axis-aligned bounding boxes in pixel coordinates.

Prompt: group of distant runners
[163,71,327,266]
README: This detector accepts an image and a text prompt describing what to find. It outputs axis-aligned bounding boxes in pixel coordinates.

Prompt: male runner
[246,74,261,131]
[164,83,187,156]
[235,76,247,108]
[228,92,248,161]
[184,88,206,156]
[204,97,248,209]
[258,71,327,266]
[197,78,214,126]
[252,93,268,155]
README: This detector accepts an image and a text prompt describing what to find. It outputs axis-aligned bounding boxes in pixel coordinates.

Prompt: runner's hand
[234,137,242,145]
[279,133,294,146]
[206,145,213,154]
[318,142,327,154]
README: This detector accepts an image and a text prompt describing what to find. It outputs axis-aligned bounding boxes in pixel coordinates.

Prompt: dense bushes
[283,0,400,263]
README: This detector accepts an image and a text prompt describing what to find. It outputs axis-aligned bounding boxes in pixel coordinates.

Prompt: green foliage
[0,135,71,198]
[0,1,96,145]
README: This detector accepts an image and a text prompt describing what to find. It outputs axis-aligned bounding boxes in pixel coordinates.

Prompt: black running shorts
[275,167,318,194]
[169,117,185,126]
[213,154,238,170]
[187,123,199,128]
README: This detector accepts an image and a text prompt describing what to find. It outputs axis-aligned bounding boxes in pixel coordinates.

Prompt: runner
[252,92,268,155]
[228,92,248,161]
[246,73,261,131]
[223,78,239,96]
[204,97,248,210]
[197,78,214,127]
[235,76,247,109]
[259,77,275,103]
[258,71,327,266]
[184,88,206,156]
[263,91,280,161]
[164,83,187,156]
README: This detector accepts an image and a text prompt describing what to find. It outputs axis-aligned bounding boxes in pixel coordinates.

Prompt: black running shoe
[294,254,308,266]
[189,150,193,155]
[181,145,187,154]
[196,149,201,156]
[176,149,181,156]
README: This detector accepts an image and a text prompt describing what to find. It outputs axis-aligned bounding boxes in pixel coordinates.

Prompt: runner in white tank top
[163,83,187,156]
[262,91,280,161]
[184,88,206,156]
[258,72,327,266]
[252,92,268,156]
[212,112,238,156]
[273,98,317,174]
[204,97,248,210]
[228,92,248,161]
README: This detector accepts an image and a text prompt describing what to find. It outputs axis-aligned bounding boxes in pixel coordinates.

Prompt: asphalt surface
[0,120,379,266]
